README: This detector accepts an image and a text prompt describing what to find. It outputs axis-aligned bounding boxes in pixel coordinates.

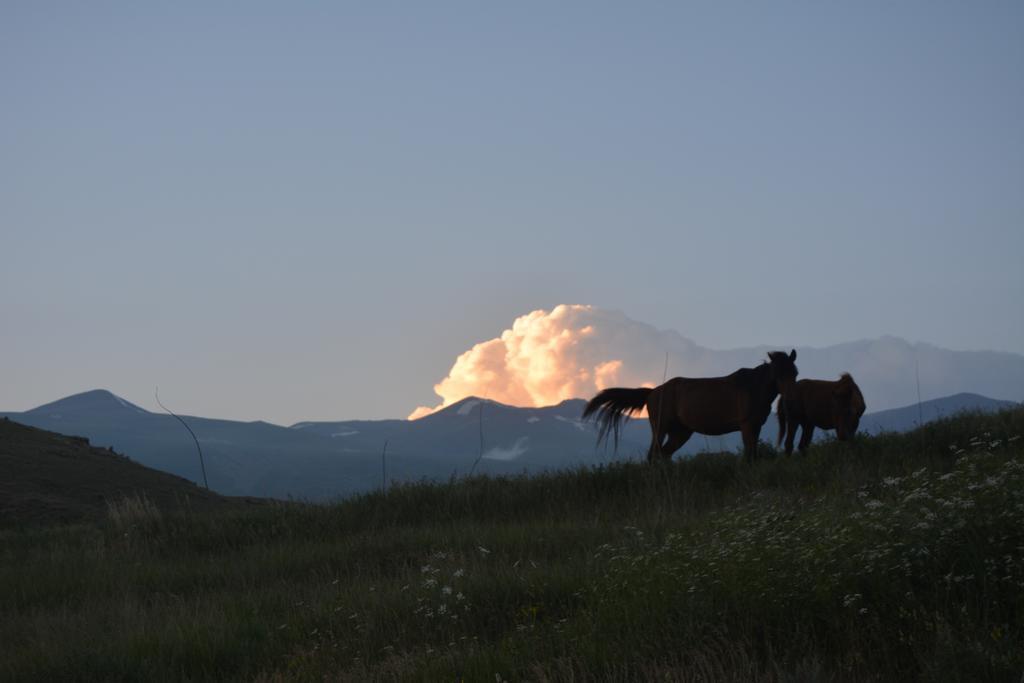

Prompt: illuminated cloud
[408,305,712,419]
[408,305,1024,419]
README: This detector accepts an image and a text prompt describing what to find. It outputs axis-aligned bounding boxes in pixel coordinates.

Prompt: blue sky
[3,2,1022,423]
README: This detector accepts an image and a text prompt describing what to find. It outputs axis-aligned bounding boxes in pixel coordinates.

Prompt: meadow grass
[2,409,1023,681]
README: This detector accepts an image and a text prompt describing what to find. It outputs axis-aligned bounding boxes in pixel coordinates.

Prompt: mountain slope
[861,392,1020,433]
[292,397,638,468]
[2,390,421,499]
[0,417,252,526]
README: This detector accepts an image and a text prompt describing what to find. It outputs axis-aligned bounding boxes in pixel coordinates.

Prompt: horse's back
[661,375,759,435]
[669,375,745,402]
[789,379,840,426]
[794,378,840,397]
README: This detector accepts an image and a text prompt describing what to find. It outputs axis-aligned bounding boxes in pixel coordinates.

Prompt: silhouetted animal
[776,373,866,455]
[582,350,798,463]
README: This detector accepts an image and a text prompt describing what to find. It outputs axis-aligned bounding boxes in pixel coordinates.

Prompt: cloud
[408,305,708,418]
[408,305,1024,419]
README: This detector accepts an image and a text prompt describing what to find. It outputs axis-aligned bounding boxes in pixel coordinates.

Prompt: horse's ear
[789,349,797,361]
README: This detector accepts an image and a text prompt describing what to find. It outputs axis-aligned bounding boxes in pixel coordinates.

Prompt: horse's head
[767,349,799,394]
[832,373,866,440]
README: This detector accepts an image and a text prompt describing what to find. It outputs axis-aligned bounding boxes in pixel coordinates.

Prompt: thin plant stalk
[155,387,209,490]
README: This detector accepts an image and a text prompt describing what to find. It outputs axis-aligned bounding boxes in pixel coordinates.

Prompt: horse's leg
[798,423,815,453]
[741,423,760,463]
[784,418,798,456]
[645,411,658,463]
[646,428,668,463]
[660,429,693,460]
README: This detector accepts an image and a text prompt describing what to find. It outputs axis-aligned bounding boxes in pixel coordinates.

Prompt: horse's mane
[729,363,769,388]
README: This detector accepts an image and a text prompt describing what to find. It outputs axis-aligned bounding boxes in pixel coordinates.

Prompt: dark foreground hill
[0,418,260,526]
[2,408,1023,681]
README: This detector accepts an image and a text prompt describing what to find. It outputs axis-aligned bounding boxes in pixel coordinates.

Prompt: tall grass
[2,409,1022,681]
[106,493,162,531]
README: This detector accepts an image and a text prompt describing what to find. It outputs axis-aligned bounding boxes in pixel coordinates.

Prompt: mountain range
[585,331,1024,413]
[3,389,1018,501]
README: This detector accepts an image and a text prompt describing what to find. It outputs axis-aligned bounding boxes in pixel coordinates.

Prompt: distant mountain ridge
[770,336,1024,412]
[618,333,1024,413]
[28,389,149,417]
[2,389,1018,501]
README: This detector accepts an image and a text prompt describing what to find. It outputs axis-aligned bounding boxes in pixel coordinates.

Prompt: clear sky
[3,2,1022,424]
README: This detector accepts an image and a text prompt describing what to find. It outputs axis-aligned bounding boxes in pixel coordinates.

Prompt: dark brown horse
[776,373,866,455]
[582,350,798,463]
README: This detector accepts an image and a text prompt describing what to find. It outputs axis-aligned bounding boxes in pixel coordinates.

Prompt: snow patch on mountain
[457,400,480,416]
[555,415,587,432]
[483,437,529,461]
[112,394,146,414]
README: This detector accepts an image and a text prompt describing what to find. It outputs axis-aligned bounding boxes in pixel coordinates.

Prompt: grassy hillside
[2,409,1023,681]
[0,418,257,527]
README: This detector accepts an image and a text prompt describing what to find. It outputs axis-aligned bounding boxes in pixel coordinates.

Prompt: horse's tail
[776,396,787,447]
[582,387,652,448]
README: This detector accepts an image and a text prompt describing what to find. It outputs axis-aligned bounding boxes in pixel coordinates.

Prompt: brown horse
[582,350,798,463]
[776,373,866,455]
